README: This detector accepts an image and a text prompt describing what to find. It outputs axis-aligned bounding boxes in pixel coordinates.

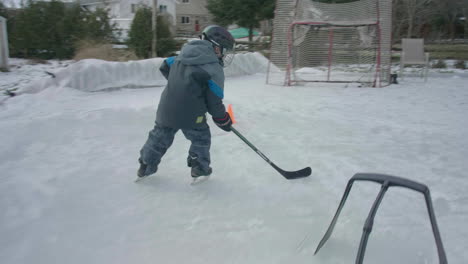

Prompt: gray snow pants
[139,122,211,176]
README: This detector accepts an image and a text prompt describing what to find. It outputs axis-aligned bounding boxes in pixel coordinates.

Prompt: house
[77,0,215,40]
[78,0,177,40]
[175,0,214,37]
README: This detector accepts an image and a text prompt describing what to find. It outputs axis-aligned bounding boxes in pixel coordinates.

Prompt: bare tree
[437,0,456,40]
[152,0,157,57]
[392,0,405,43]
[455,0,468,40]
[463,6,468,39]
[399,0,434,38]
[435,0,467,41]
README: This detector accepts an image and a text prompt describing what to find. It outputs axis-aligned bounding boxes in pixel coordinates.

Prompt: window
[131,4,136,13]
[159,5,167,13]
[182,0,189,3]
[181,16,190,24]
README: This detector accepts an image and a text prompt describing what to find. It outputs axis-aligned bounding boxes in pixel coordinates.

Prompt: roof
[78,0,118,6]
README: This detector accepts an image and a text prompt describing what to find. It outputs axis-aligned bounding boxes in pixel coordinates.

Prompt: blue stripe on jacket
[166,56,176,66]
[208,80,224,99]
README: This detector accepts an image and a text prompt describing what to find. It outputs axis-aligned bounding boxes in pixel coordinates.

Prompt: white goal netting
[267,0,392,87]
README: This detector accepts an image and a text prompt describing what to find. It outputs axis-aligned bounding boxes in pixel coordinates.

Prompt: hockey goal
[267,0,392,87]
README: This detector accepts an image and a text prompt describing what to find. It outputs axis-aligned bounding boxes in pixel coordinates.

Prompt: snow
[4,52,269,95]
[1,54,468,264]
[0,58,71,94]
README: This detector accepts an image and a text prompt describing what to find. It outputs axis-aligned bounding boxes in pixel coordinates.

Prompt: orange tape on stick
[227,104,236,124]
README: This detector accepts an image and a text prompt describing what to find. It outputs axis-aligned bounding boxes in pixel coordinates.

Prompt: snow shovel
[314,173,447,264]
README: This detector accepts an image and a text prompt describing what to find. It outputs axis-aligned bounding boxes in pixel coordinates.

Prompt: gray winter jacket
[155,40,226,129]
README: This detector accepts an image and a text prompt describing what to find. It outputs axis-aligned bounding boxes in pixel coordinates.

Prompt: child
[137,25,235,181]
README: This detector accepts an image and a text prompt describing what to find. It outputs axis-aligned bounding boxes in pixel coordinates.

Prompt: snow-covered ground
[1,55,467,264]
[0,59,72,95]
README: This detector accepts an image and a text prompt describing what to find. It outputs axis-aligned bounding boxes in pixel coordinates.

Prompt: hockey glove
[213,112,232,132]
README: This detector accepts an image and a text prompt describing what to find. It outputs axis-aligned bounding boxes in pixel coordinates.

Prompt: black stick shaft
[231,127,273,165]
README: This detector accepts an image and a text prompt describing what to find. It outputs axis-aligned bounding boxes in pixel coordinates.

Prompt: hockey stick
[231,127,311,180]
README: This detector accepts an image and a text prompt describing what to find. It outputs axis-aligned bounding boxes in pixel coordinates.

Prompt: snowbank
[224,52,270,77]
[15,52,269,95]
[16,58,166,94]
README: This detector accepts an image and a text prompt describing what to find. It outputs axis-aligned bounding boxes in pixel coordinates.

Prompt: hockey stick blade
[274,164,312,180]
[231,127,312,180]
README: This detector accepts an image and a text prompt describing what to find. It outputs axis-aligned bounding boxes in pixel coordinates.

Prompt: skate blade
[190,176,210,186]
[135,175,150,183]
